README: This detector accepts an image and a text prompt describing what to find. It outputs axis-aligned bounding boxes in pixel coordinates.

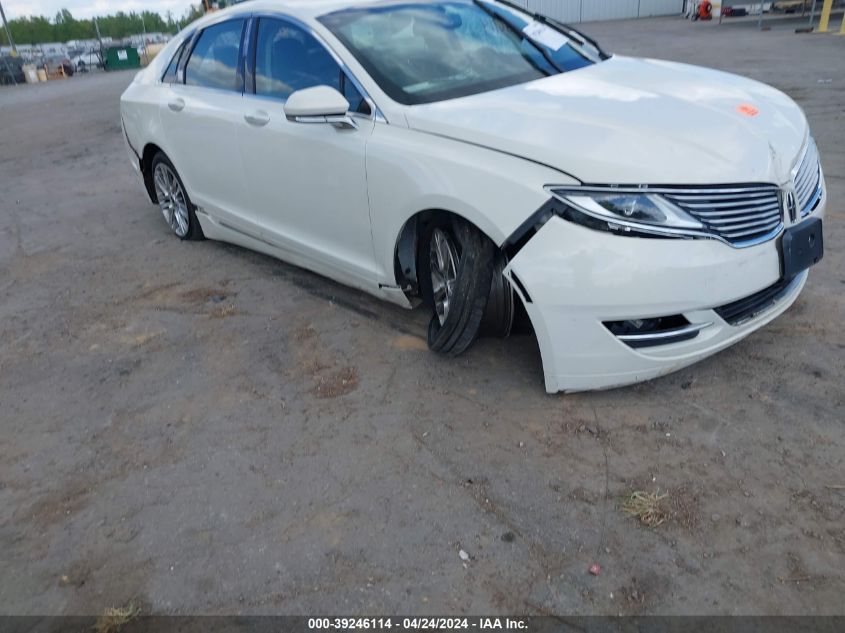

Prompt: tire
[479,249,514,339]
[151,152,204,241]
[419,216,495,357]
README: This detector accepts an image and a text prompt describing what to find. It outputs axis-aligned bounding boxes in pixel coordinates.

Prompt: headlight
[550,188,704,234]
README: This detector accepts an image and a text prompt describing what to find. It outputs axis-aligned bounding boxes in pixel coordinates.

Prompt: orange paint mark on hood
[737,104,760,117]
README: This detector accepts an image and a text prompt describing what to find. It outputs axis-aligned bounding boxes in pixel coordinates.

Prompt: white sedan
[120,0,826,393]
[72,50,102,71]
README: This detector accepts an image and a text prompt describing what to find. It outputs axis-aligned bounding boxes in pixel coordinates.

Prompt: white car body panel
[364,123,575,290]
[404,55,809,185]
[159,84,252,227]
[237,100,379,289]
[120,0,827,392]
[505,196,824,392]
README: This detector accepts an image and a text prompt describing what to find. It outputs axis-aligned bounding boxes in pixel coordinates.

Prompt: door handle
[244,111,270,127]
[168,98,185,112]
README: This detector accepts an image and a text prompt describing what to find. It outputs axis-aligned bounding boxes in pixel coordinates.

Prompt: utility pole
[0,0,18,56]
[94,15,104,67]
[140,13,148,64]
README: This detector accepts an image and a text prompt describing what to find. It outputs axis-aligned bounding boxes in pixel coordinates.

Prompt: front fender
[365,124,578,286]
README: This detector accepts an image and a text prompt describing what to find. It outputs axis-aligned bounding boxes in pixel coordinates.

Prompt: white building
[124,32,172,47]
[514,0,684,22]
[67,37,112,50]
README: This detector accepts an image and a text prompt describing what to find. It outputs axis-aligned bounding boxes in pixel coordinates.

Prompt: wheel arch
[394,209,496,298]
[395,207,516,340]
[140,143,165,204]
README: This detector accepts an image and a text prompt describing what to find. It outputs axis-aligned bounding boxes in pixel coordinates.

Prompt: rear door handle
[168,98,185,112]
[244,111,270,127]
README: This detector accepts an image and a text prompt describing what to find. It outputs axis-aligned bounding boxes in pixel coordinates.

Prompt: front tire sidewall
[420,217,495,357]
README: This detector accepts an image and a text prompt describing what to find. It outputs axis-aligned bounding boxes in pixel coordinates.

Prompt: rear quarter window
[185,19,246,91]
[162,38,189,83]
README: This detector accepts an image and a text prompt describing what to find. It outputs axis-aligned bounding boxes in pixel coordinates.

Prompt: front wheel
[419,217,495,357]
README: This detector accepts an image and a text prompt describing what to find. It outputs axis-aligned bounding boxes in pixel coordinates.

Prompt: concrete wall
[513,0,684,23]
[638,0,687,17]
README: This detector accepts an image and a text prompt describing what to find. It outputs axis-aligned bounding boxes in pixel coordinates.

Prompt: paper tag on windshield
[523,21,569,51]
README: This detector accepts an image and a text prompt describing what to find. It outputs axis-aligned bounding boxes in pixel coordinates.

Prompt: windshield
[318,0,598,105]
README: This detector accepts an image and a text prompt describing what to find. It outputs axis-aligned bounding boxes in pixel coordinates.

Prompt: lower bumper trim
[715,275,802,326]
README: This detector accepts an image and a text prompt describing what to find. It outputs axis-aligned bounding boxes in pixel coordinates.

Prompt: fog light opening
[604,315,705,348]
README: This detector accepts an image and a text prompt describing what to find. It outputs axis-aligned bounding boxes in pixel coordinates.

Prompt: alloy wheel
[153,163,190,238]
[430,227,459,326]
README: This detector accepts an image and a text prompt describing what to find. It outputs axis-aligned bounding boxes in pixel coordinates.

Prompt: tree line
[1,4,219,47]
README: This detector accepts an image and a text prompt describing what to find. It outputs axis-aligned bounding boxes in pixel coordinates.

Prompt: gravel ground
[0,16,843,617]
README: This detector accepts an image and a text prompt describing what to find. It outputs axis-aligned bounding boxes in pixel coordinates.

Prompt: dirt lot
[1,17,843,617]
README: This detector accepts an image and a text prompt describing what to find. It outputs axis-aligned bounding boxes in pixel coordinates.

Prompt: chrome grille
[793,138,822,217]
[660,185,782,246]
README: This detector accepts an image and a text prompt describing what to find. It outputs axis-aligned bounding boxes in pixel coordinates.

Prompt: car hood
[404,56,807,185]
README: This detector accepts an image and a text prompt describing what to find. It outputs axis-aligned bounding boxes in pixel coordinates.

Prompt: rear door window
[185,18,245,91]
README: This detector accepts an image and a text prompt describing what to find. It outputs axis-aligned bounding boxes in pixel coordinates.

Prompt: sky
[3,0,195,20]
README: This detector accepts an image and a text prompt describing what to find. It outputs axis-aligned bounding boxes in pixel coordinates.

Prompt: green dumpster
[104,46,141,71]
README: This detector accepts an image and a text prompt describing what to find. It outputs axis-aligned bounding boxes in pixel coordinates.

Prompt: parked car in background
[121,0,826,393]
[72,50,103,72]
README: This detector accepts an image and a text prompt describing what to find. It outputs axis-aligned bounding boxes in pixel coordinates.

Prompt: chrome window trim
[246,12,385,123]
[546,184,785,248]
[242,15,255,91]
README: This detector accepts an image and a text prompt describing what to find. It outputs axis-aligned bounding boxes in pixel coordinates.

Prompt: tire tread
[426,218,495,357]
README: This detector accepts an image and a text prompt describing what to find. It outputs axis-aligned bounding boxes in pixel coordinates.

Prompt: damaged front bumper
[504,210,822,393]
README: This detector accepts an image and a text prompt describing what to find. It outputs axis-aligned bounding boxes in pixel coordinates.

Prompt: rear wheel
[151,152,204,241]
[419,217,495,356]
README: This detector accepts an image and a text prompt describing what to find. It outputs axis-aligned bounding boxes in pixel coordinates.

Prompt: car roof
[183,0,472,43]
[212,0,443,21]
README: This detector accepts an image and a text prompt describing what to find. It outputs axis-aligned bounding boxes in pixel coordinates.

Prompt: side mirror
[284,85,357,129]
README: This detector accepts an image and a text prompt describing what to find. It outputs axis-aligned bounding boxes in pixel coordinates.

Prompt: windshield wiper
[544,16,609,59]
[488,0,610,59]
[472,0,564,74]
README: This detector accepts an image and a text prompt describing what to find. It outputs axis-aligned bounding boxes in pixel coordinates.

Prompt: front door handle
[168,98,185,112]
[244,111,270,127]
